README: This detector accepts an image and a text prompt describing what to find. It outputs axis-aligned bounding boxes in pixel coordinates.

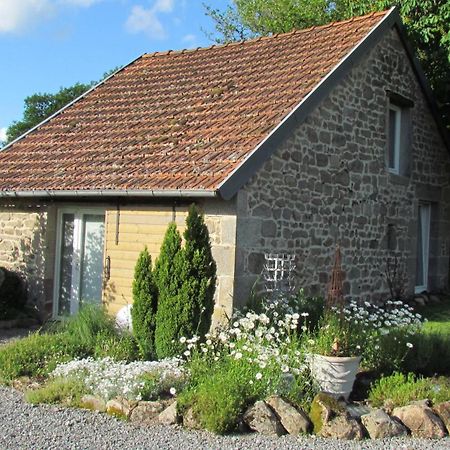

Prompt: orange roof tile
[0,10,391,197]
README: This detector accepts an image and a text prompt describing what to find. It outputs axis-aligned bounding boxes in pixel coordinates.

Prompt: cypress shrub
[181,204,217,339]
[154,223,184,359]
[131,247,158,360]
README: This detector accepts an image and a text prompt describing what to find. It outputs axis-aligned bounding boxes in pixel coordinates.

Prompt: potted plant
[307,310,364,400]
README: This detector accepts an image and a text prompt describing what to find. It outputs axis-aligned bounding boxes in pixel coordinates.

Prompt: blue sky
[0,0,230,141]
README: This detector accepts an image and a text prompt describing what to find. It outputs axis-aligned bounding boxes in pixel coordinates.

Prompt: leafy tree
[5,67,122,144]
[131,247,158,360]
[154,223,184,359]
[204,0,450,130]
[5,83,93,144]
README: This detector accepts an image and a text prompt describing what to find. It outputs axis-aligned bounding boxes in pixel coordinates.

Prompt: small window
[388,104,402,174]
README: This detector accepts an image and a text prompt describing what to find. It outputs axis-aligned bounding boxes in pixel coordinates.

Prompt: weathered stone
[80,395,107,413]
[129,400,166,425]
[434,401,450,433]
[361,409,408,439]
[243,401,287,436]
[393,404,447,438]
[183,407,202,429]
[158,401,179,426]
[261,220,277,238]
[310,393,363,440]
[320,414,365,440]
[265,396,312,435]
[106,397,137,419]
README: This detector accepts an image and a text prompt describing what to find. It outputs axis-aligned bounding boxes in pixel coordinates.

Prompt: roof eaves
[217,7,438,201]
[0,189,218,199]
[0,55,144,154]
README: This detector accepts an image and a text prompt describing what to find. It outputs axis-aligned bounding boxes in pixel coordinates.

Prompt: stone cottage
[0,8,449,322]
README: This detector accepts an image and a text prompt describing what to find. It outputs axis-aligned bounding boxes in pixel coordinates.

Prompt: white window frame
[52,207,105,318]
[388,103,402,174]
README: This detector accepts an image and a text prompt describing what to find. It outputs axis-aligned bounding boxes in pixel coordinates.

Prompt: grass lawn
[418,296,450,335]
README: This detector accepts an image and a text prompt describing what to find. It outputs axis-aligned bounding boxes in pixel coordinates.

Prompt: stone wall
[234,27,450,304]
[0,202,55,317]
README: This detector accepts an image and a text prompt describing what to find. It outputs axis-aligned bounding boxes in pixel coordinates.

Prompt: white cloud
[182,33,197,48]
[125,0,175,40]
[0,0,52,33]
[0,128,7,144]
[61,0,103,6]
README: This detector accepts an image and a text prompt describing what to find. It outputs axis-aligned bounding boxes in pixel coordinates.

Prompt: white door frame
[53,207,105,318]
[415,203,431,293]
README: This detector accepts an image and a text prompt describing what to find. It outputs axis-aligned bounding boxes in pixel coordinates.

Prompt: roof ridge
[143,9,391,59]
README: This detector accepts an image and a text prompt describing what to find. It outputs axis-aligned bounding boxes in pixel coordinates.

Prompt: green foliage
[181,204,217,339]
[25,377,86,406]
[59,305,117,350]
[4,67,122,145]
[5,83,92,143]
[131,247,158,360]
[368,372,450,408]
[140,371,187,401]
[178,358,263,434]
[0,306,139,383]
[0,332,87,383]
[402,331,450,376]
[93,331,139,362]
[155,205,217,358]
[0,267,27,320]
[204,0,450,130]
[154,222,184,359]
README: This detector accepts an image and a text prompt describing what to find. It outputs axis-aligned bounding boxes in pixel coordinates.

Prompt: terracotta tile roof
[0,10,390,195]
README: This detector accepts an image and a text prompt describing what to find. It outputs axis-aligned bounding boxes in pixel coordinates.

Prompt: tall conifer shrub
[154,205,217,358]
[131,247,158,360]
[154,223,184,359]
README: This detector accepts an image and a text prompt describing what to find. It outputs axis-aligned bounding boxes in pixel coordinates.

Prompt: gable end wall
[234,27,450,305]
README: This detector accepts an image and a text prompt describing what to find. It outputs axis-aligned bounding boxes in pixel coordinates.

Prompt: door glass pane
[58,213,75,316]
[79,214,105,306]
[416,211,424,286]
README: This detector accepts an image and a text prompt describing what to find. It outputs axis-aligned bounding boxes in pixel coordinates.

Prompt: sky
[0,0,230,142]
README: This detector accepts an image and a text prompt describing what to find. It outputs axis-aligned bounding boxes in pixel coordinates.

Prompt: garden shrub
[402,331,450,375]
[180,204,217,339]
[131,247,158,360]
[60,305,117,349]
[0,332,87,383]
[0,267,27,320]
[94,331,139,362]
[368,372,450,408]
[154,222,184,359]
[25,377,86,406]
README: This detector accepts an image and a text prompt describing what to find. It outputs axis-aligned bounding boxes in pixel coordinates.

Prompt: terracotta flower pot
[309,354,361,400]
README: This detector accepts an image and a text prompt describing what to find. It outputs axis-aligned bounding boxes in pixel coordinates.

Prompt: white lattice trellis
[263,253,296,295]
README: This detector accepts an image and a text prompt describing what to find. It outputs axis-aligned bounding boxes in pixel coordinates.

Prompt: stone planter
[309,354,361,400]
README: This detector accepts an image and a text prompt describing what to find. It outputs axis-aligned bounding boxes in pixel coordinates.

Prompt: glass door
[55,210,105,317]
[415,203,431,293]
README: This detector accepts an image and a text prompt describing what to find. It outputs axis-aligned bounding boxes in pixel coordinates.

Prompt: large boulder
[243,401,287,436]
[265,396,311,435]
[393,404,447,438]
[106,397,137,419]
[158,401,179,426]
[361,409,408,439]
[434,402,450,433]
[310,393,363,440]
[80,395,107,412]
[129,400,166,425]
[183,407,202,430]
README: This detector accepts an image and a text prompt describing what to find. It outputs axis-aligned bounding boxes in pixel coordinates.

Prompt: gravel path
[1,387,449,450]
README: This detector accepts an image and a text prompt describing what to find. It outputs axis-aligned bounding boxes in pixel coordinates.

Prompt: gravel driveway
[1,387,449,450]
